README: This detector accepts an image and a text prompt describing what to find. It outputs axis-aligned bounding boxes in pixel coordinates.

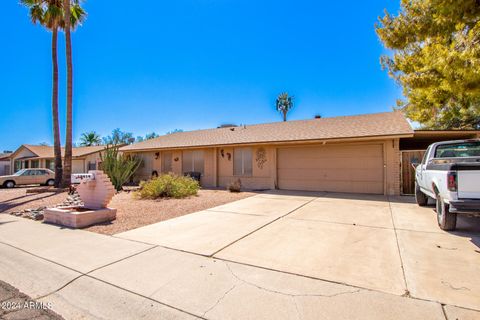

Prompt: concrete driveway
[118,191,480,312]
[1,191,479,319]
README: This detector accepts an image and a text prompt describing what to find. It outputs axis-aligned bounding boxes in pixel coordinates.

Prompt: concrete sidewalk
[1,196,479,320]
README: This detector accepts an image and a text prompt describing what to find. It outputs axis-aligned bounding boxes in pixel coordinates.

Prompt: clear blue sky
[1,0,401,151]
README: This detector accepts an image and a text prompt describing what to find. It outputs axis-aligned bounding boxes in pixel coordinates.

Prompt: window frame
[182,150,205,175]
[234,147,253,177]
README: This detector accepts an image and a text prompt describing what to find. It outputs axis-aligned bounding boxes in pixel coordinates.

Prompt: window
[182,150,204,175]
[162,152,173,173]
[30,160,40,168]
[234,147,253,176]
[14,161,21,172]
[45,159,55,171]
[88,161,97,170]
[434,141,480,158]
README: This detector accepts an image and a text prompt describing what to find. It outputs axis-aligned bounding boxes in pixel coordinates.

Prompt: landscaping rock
[8,192,83,221]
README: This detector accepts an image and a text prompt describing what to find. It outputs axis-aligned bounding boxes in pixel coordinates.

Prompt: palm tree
[79,131,101,146]
[275,92,294,122]
[21,0,64,187]
[62,0,86,187]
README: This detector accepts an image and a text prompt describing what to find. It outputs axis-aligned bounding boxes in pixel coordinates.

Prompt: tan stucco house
[0,153,12,176]
[8,145,105,175]
[121,112,479,196]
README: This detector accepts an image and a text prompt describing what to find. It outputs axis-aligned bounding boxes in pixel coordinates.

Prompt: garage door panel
[277,168,383,182]
[279,179,383,194]
[278,145,382,160]
[278,158,384,170]
[277,144,384,194]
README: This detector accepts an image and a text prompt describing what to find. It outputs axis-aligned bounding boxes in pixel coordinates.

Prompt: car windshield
[13,169,27,176]
[435,141,480,158]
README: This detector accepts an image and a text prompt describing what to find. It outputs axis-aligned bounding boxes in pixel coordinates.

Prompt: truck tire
[415,183,428,206]
[436,196,457,231]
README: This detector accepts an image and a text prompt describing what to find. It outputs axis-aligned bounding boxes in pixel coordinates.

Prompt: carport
[399,130,480,194]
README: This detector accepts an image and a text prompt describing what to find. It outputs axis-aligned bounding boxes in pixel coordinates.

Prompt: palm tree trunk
[52,27,63,188]
[283,111,287,122]
[62,0,73,187]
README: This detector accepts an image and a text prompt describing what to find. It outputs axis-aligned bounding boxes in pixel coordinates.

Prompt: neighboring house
[121,112,480,196]
[0,153,12,176]
[8,145,105,175]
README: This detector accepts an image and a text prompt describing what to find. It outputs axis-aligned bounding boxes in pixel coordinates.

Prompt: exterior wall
[127,139,402,195]
[132,148,216,187]
[218,146,275,190]
[84,153,103,171]
[72,159,86,174]
[171,150,182,175]
[0,160,10,176]
[135,152,156,181]
[384,139,401,196]
[10,148,37,172]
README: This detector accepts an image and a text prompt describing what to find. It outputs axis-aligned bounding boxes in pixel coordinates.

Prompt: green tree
[79,131,101,146]
[100,146,142,191]
[135,132,159,143]
[103,129,135,145]
[166,129,183,135]
[21,0,63,186]
[376,0,480,129]
[62,0,86,187]
[275,93,294,122]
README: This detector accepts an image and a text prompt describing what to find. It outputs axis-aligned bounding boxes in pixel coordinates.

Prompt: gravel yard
[0,187,255,235]
[0,188,68,214]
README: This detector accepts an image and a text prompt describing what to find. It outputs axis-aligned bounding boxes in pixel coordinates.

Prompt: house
[120,112,480,195]
[8,145,105,175]
[0,152,12,176]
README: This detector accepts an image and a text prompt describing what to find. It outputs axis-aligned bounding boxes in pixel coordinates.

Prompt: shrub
[100,146,142,191]
[136,173,199,199]
[228,179,242,192]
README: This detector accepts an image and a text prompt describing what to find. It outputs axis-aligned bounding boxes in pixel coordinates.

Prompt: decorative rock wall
[76,170,115,209]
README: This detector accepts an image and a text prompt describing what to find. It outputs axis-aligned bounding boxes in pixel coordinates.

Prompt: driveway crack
[224,261,360,298]
[202,283,237,317]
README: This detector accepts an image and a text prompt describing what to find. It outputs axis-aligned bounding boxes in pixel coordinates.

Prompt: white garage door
[277,144,384,194]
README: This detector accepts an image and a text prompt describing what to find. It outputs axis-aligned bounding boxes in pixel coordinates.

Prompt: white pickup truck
[415,139,480,231]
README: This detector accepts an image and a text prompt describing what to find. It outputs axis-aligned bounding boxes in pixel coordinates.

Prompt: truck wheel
[436,196,457,231]
[3,181,15,189]
[415,183,428,206]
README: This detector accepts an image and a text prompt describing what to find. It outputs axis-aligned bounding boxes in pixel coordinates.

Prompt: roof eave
[120,133,414,153]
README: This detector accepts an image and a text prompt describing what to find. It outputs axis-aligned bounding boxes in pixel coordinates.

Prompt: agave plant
[100,145,142,191]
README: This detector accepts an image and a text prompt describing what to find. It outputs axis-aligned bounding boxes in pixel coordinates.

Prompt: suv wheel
[415,183,428,206]
[4,181,15,189]
[46,179,55,186]
[436,196,457,231]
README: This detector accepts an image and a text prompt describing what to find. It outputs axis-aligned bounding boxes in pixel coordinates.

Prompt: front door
[162,152,173,173]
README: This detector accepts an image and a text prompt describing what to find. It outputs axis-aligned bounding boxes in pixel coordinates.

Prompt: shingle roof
[121,111,413,151]
[17,145,105,159]
[0,153,11,161]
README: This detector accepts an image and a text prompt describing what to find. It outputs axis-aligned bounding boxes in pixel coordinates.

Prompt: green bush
[136,173,199,199]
